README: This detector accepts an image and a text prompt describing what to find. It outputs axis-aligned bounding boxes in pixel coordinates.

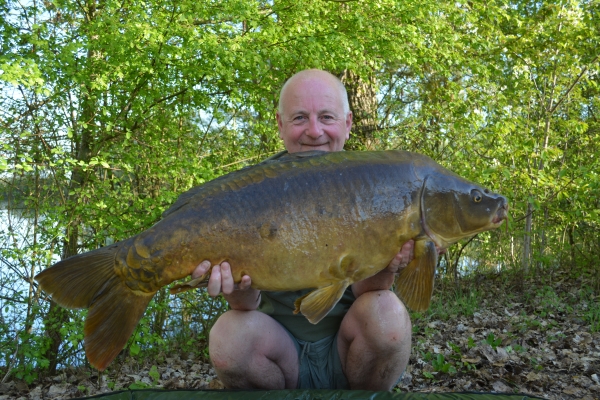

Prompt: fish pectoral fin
[293,280,350,325]
[395,239,437,312]
[169,273,210,294]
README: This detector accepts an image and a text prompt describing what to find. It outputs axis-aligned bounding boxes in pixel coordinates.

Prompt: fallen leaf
[563,385,581,395]
[208,378,224,389]
[480,344,509,364]
[47,384,68,396]
[13,381,27,393]
[492,380,512,392]
[526,372,540,382]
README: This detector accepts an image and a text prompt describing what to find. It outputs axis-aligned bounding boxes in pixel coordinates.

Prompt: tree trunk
[522,202,533,274]
[340,69,378,150]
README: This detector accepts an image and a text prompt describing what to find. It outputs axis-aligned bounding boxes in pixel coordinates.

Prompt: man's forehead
[285,91,343,112]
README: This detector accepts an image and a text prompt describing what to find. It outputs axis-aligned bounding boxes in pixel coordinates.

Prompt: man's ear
[276,111,283,137]
[345,111,353,138]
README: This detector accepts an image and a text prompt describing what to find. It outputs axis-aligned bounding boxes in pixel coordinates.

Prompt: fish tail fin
[35,245,123,308]
[394,239,437,312]
[294,280,350,324]
[84,279,153,370]
[35,244,154,371]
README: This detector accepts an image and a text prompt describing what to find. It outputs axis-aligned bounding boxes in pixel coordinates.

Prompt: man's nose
[305,116,322,138]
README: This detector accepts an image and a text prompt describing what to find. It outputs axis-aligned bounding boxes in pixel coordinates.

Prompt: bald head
[276,69,352,153]
[278,69,350,115]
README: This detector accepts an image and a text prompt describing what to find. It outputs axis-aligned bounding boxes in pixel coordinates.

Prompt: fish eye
[472,189,483,203]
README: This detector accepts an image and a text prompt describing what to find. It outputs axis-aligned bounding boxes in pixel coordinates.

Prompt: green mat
[83,389,543,400]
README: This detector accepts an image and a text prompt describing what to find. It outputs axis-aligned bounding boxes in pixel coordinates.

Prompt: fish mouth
[491,203,509,225]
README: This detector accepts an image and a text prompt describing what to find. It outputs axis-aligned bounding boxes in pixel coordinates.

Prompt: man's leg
[209,310,299,389]
[337,290,412,390]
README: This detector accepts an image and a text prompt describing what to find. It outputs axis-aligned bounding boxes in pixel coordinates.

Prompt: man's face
[276,74,352,154]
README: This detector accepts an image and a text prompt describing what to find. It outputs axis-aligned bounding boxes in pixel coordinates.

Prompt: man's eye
[322,115,334,120]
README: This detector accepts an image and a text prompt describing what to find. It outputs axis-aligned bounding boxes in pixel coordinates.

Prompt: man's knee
[209,310,261,370]
[343,290,411,350]
[208,310,299,389]
[338,291,412,390]
[210,310,255,340]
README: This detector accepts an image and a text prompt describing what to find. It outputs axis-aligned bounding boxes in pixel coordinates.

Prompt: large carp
[35,150,508,370]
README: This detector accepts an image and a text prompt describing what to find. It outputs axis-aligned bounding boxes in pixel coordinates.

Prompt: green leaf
[129,343,140,356]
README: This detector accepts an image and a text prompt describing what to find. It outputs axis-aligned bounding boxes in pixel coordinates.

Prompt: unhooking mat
[82,389,544,400]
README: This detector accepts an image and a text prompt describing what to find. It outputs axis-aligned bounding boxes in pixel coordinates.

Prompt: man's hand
[192,260,260,311]
[351,240,415,297]
[380,241,445,275]
[193,261,252,296]
[384,240,415,274]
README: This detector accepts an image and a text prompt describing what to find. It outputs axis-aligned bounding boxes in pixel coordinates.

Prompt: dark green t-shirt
[258,288,356,342]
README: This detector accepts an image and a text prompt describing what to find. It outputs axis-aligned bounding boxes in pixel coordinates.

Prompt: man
[191,69,414,391]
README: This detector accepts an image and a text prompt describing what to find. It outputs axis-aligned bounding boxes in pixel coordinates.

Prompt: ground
[1,271,598,399]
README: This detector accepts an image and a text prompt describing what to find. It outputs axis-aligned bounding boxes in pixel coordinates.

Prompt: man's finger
[207,266,222,297]
[192,260,211,279]
[237,275,252,290]
[390,252,407,270]
[220,262,234,294]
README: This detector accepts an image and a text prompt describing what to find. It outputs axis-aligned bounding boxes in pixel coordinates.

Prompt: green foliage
[422,371,435,380]
[529,357,543,371]
[149,365,160,384]
[511,344,527,355]
[580,286,600,333]
[424,287,481,322]
[10,331,50,384]
[532,286,572,317]
[485,333,502,351]
[447,342,462,361]
[467,337,476,349]
[431,354,457,375]
[128,381,153,390]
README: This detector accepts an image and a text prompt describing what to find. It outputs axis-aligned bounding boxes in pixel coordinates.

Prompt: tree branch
[549,53,600,115]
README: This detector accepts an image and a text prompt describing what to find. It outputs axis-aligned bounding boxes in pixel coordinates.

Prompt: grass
[416,286,481,323]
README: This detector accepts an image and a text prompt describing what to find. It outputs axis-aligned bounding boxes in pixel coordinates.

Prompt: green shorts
[282,323,405,390]
[283,328,350,390]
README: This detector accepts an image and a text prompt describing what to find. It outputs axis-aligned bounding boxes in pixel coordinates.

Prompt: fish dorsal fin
[162,150,432,218]
[394,239,437,311]
[293,280,350,324]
